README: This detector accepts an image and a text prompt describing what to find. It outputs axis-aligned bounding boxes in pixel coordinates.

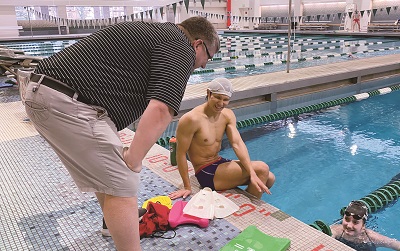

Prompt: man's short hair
[179,16,220,52]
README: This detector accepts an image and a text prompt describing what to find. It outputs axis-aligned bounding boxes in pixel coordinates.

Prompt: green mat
[220,225,290,251]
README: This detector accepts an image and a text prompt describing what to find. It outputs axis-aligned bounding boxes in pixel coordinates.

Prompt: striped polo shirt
[35,21,195,130]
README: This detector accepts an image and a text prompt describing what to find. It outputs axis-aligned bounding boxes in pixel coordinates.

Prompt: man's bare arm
[225,109,271,194]
[169,114,197,199]
[125,99,174,172]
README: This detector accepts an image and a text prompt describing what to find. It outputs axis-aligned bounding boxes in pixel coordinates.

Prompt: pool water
[219,90,400,250]
[1,40,76,57]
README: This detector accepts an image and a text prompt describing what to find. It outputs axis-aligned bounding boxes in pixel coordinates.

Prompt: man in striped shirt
[24,16,219,251]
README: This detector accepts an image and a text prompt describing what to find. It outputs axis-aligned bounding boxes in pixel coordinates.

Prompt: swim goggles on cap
[344,201,368,220]
[344,211,365,220]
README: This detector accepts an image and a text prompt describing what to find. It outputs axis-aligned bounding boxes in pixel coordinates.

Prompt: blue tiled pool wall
[260,74,400,121]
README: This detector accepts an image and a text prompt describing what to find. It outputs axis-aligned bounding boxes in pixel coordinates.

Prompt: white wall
[0,6,20,38]
[260,0,345,4]
[231,0,261,28]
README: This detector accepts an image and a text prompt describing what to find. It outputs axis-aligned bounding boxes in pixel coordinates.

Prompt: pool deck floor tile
[0,91,355,250]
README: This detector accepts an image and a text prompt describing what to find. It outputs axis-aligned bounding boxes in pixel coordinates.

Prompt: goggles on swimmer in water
[344,201,368,220]
[344,210,366,220]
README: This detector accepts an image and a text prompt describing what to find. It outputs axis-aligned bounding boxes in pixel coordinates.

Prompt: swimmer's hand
[169,189,192,200]
[250,175,272,195]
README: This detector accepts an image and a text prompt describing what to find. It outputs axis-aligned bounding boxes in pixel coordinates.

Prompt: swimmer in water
[330,201,400,251]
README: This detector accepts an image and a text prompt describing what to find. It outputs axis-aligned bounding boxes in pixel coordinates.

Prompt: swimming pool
[191,33,400,84]
[2,33,400,85]
[219,89,400,251]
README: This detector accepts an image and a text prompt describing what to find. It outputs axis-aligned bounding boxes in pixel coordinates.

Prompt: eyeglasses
[344,210,364,220]
[202,41,212,60]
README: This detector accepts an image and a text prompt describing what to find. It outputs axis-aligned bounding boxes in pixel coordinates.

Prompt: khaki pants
[24,80,139,197]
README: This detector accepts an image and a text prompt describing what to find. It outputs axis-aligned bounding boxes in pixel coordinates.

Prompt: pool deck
[1,35,400,250]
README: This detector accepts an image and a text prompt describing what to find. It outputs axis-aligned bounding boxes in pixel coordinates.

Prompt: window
[110,7,125,18]
[66,6,95,20]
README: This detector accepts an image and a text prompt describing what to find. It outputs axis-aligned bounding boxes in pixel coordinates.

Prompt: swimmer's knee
[269,171,276,182]
[266,171,276,188]
[260,161,270,172]
[254,161,270,177]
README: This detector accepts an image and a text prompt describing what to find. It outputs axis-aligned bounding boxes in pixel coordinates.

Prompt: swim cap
[345,201,368,220]
[207,78,234,97]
